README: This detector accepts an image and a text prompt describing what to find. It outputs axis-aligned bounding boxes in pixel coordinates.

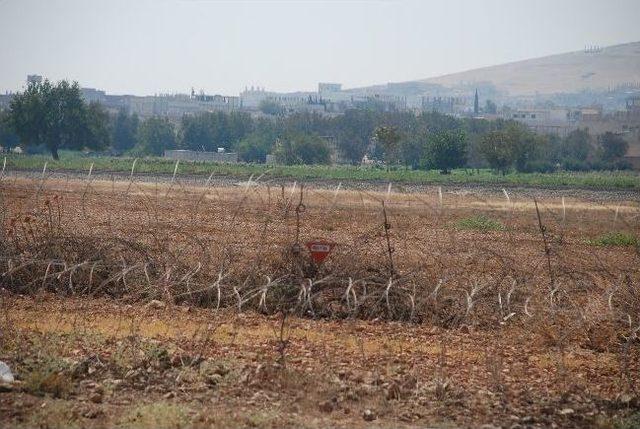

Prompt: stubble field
[0,172,639,428]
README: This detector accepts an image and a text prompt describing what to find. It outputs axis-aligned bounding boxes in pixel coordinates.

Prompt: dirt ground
[0,295,637,429]
[0,175,639,428]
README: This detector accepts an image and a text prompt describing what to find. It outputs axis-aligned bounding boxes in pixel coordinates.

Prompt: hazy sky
[1,0,639,96]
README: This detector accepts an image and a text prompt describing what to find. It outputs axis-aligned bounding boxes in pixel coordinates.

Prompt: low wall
[164,150,238,163]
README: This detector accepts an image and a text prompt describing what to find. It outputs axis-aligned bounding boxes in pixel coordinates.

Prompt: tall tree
[473,89,479,115]
[422,130,467,174]
[236,117,278,163]
[484,99,497,114]
[478,130,515,175]
[334,109,378,164]
[135,117,176,156]
[9,80,106,159]
[0,110,19,150]
[598,132,628,162]
[83,102,112,152]
[505,123,546,172]
[273,134,331,165]
[559,128,592,162]
[112,108,139,153]
[180,111,252,152]
[373,126,401,165]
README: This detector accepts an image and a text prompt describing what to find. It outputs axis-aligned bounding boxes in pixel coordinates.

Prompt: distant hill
[352,42,640,98]
[420,41,640,96]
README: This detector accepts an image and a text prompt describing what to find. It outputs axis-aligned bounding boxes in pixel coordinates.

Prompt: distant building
[318,83,342,94]
[318,83,341,92]
[421,96,464,114]
[99,93,240,118]
[627,96,640,117]
[240,86,325,113]
[503,103,640,170]
[27,75,43,85]
[506,108,574,136]
[81,88,106,104]
[239,87,272,110]
[351,93,407,111]
[0,93,14,110]
[577,107,602,122]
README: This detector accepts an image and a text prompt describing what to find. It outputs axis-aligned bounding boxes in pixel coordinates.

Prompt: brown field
[0,174,639,428]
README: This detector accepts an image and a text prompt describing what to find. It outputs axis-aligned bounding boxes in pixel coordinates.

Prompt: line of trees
[0,79,631,172]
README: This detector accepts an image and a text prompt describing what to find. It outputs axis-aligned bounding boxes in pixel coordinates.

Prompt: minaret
[473,89,479,115]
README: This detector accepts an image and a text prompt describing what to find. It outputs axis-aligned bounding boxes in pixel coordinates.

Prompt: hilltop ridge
[356,41,640,97]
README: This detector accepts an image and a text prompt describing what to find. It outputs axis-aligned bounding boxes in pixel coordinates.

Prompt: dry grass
[1,176,639,327]
[0,174,639,427]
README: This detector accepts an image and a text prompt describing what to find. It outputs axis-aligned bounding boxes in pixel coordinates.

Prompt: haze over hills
[357,41,640,98]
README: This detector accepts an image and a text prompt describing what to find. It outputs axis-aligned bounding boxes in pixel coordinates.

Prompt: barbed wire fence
[0,158,639,335]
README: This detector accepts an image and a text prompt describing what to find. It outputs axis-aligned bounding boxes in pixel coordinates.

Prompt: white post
[129,158,138,180]
[87,162,94,181]
[170,160,179,185]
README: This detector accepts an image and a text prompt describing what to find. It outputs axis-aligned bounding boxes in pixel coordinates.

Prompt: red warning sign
[306,241,335,264]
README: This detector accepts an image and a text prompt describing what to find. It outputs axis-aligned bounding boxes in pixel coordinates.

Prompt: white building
[120,93,239,118]
[240,86,324,112]
[505,108,575,136]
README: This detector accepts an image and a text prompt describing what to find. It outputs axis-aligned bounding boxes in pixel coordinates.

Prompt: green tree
[0,110,19,150]
[236,131,274,163]
[273,134,331,165]
[478,130,515,175]
[180,111,251,152]
[135,117,176,156]
[226,111,253,148]
[559,128,592,162]
[373,126,401,165]
[83,102,111,152]
[333,109,379,164]
[505,123,546,172]
[598,132,628,162]
[484,100,497,114]
[463,117,495,169]
[259,99,285,116]
[408,111,464,168]
[422,130,467,174]
[180,113,214,151]
[112,108,139,153]
[9,79,107,159]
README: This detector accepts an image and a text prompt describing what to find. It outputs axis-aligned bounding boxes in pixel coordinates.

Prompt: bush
[272,134,331,165]
[589,159,634,171]
[562,158,591,172]
[455,215,505,232]
[421,130,467,174]
[519,160,556,173]
[612,159,633,171]
[23,358,73,398]
[587,232,638,247]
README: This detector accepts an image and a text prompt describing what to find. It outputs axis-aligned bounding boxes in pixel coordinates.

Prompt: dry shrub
[24,371,72,399]
[0,179,639,344]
